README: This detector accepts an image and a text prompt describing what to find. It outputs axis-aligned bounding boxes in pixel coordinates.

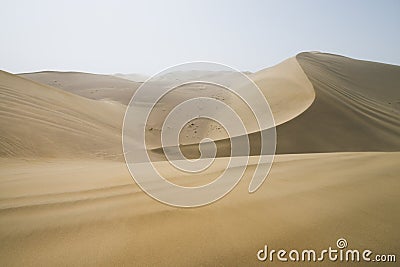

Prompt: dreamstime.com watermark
[123,62,276,207]
[257,238,396,263]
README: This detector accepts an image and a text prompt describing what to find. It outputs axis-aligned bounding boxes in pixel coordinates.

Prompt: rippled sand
[1,52,399,266]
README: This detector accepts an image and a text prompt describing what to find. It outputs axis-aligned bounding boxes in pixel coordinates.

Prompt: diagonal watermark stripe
[122,62,276,207]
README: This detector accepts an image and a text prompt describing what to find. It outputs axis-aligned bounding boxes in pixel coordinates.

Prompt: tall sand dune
[167,53,400,157]
[276,52,400,153]
[149,57,315,157]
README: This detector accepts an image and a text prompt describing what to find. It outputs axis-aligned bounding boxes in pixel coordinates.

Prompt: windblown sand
[1,52,399,266]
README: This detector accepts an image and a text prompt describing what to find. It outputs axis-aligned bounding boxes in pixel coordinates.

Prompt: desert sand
[0,71,125,159]
[19,71,141,105]
[1,52,399,266]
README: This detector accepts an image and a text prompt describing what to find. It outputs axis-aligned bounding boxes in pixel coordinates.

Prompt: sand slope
[0,71,124,159]
[276,52,400,153]
[149,57,315,157]
[177,54,400,157]
[0,152,399,266]
[249,57,315,125]
[20,71,140,105]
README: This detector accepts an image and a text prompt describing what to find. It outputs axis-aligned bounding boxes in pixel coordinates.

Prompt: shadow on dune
[153,52,400,158]
[276,52,400,153]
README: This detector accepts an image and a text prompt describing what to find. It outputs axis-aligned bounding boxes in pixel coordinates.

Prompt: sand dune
[0,71,124,159]
[19,71,140,105]
[1,52,399,266]
[250,57,315,125]
[145,57,315,157]
[10,53,400,157]
[276,52,400,153]
[172,53,400,157]
[114,73,149,82]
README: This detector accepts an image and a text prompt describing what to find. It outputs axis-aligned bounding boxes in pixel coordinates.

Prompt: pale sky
[1,0,399,75]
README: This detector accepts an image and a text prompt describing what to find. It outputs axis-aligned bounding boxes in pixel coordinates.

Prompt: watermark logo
[336,238,348,249]
[257,238,396,263]
[122,62,276,207]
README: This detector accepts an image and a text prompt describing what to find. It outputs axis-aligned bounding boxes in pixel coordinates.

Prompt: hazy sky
[1,0,399,75]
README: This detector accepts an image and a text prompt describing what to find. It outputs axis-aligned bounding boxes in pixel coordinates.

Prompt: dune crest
[276,52,400,153]
[250,57,315,126]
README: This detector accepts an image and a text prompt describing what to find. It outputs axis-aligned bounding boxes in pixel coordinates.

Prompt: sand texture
[1,52,399,266]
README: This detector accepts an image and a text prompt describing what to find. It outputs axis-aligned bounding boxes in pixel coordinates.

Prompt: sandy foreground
[1,52,399,266]
[0,152,399,266]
